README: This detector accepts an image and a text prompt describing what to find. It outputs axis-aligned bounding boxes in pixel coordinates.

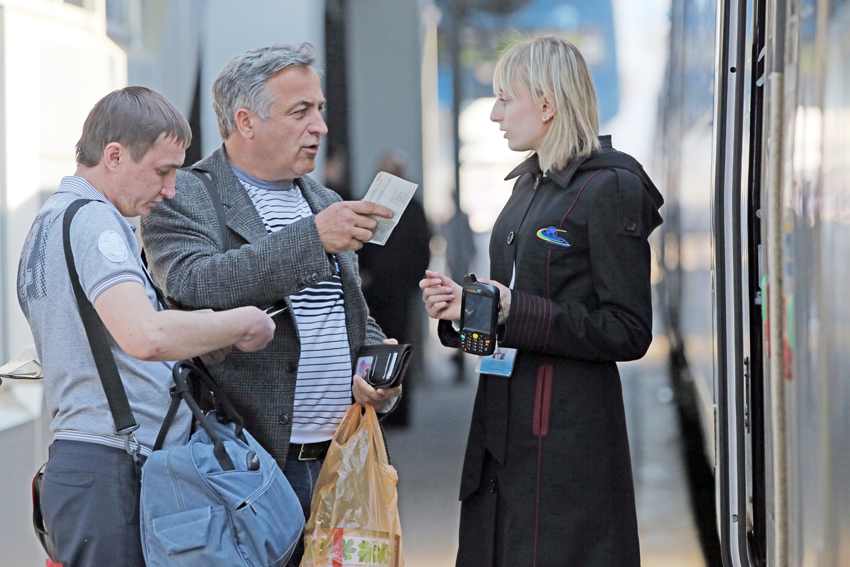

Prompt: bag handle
[365,406,392,466]
[63,200,139,444]
[153,360,248,471]
[175,359,246,439]
[171,363,235,470]
[335,406,392,466]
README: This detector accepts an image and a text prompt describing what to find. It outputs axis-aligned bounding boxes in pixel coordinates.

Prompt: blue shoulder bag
[141,360,304,567]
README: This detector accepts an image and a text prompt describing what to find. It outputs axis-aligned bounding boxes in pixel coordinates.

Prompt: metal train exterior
[658,0,850,565]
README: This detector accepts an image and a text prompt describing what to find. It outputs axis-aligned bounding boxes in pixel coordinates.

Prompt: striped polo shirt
[231,164,352,443]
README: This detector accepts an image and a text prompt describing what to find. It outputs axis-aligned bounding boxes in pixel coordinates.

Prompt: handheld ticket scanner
[460,274,500,356]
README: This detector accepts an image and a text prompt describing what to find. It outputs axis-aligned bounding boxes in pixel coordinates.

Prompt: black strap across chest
[64,198,227,457]
[63,199,138,437]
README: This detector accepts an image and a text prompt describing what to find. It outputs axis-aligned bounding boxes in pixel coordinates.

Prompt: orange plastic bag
[301,405,404,567]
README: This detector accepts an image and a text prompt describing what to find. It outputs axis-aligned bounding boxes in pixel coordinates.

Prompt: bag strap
[185,167,228,248]
[62,200,139,444]
[140,166,226,269]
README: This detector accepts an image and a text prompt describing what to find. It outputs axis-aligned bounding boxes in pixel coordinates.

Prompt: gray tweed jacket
[140,147,385,463]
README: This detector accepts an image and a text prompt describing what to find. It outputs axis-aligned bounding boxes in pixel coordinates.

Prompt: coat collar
[504,135,614,189]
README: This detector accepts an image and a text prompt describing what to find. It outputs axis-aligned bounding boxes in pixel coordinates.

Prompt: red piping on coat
[558,169,605,227]
[532,364,554,436]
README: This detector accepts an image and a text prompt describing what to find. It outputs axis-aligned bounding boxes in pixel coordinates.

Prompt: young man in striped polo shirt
[141,44,401,566]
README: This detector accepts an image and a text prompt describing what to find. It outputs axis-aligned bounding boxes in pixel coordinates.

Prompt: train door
[712,0,770,565]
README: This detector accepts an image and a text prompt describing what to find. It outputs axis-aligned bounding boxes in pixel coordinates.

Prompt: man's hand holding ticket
[361,171,419,245]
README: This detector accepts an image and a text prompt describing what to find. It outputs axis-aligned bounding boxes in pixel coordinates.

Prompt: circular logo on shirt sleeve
[98,230,129,263]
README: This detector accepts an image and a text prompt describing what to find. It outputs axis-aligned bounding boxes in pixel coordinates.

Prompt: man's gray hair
[213,43,317,139]
[76,86,191,167]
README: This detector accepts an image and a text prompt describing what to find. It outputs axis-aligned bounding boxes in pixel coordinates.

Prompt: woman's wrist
[498,288,511,325]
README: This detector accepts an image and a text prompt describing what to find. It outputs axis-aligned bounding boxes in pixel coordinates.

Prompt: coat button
[624,220,637,232]
[507,231,515,244]
[488,479,496,493]
[278,413,290,425]
[285,361,298,373]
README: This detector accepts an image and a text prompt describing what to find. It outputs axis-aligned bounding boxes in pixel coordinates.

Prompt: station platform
[386,332,705,567]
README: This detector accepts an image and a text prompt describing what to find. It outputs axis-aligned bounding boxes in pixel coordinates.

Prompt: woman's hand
[480,278,512,325]
[419,270,462,321]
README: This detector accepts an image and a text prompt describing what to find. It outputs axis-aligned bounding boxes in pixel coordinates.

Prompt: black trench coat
[440,136,663,567]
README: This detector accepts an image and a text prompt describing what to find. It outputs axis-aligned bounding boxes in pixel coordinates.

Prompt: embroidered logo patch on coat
[536,226,570,247]
[98,230,129,263]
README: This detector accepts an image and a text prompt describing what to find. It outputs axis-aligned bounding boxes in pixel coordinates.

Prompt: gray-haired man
[18,87,275,567]
[141,44,400,564]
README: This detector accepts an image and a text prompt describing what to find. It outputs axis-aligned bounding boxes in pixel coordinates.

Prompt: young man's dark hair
[75,86,192,166]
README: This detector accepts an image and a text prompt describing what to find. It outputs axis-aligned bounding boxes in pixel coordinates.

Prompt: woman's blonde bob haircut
[493,35,600,172]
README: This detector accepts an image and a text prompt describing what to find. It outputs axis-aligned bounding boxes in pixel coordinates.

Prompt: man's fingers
[352,226,375,243]
[353,373,400,409]
[353,374,384,405]
[349,201,393,219]
[376,385,402,399]
[353,214,378,232]
[199,351,221,365]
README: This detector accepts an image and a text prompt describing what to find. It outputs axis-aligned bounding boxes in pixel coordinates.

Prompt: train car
[658,0,850,565]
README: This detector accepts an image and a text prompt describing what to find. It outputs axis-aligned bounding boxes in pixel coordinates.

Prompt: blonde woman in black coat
[420,36,663,567]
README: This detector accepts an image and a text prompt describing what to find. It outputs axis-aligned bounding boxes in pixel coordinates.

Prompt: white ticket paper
[361,171,419,245]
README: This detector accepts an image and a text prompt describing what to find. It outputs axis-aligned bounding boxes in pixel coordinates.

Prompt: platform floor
[386,334,705,567]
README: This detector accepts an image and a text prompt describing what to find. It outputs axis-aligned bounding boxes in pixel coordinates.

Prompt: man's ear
[102,142,123,172]
[234,108,255,139]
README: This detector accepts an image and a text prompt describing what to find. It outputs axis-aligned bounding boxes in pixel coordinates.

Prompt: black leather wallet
[354,344,413,389]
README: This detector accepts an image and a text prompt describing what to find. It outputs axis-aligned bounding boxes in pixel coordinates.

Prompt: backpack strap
[63,199,139,453]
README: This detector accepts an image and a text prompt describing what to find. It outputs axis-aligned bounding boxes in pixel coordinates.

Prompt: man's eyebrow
[287,99,326,112]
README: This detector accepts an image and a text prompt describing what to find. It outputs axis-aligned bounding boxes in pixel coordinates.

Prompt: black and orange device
[460,274,500,356]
